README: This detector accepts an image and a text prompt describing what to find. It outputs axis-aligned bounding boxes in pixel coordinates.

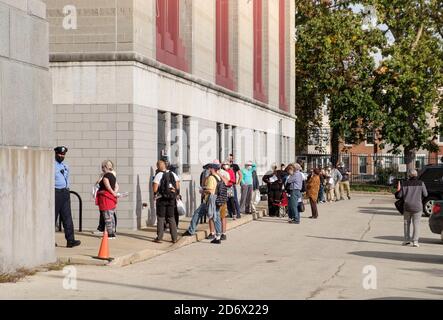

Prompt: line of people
[262,161,353,223]
[154,154,261,244]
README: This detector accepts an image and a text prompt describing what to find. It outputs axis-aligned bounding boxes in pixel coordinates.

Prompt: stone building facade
[43,0,296,230]
[0,0,55,272]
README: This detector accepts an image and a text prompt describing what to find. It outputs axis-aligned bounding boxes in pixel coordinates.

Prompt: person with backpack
[183,161,223,244]
[211,162,230,241]
[152,160,180,243]
[204,160,224,244]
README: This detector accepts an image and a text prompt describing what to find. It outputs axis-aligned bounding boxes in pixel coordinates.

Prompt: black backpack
[212,175,228,207]
[159,171,177,200]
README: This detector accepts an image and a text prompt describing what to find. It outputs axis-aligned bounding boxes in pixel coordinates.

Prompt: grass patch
[0,261,70,283]
[351,184,395,193]
[0,268,37,283]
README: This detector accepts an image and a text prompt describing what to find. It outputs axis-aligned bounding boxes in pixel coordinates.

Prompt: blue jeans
[318,184,325,202]
[213,207,222,237]
[233,185,241,218]
[187,202,207,235]
[289,189,301,223]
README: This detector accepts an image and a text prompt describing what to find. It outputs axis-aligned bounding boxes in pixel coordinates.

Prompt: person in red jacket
[96,160,119,239]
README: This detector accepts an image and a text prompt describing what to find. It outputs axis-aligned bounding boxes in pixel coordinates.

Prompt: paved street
[1,194,442,300]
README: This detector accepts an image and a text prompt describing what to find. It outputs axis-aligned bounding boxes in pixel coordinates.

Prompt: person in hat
[183,161,222,244]
[240,161,254,214]
[54,146,81,248]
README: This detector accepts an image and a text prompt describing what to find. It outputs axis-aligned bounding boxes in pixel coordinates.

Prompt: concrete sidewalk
[56,207,267,267]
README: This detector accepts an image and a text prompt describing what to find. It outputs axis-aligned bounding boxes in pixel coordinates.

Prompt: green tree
[295,1,385,164]
[362,0,443,169]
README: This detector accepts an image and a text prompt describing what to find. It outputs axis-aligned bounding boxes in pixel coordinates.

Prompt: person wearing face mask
[240,161,254,214]
[95,160,120,239]
[222,160,238,220]
[54,146,81,248]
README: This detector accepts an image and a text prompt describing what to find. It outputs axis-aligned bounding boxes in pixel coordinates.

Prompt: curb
[107,209,267,267]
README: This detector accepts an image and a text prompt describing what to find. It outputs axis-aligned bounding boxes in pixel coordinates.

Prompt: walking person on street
[286,163,304,224]
[331,165,343,201]
[395,169,428,247]
[307,168,321,219]
[95,160,119,239]
[54,146,81,248]
[240,161,254,214]
[152,160,179,243]
[338,162,351,200]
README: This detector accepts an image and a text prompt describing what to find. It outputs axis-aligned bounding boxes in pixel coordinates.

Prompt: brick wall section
[54,103,135,229]
[44,0,133,53]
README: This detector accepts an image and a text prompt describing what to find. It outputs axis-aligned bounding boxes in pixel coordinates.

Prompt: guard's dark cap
[54,146,68,154]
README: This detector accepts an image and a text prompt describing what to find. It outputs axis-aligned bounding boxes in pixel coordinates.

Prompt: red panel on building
[279,0,288,111]
[156,0,188,72]
[253,0,267,103]
[216,0,235,90]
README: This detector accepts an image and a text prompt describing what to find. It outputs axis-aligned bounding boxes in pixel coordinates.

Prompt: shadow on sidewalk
[375,235,443,245]
[44,274,229,300]
[358,207,399,216]
[306,235,394,246]
[349,251,443,264]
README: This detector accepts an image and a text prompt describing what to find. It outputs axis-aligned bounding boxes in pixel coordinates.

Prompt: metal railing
[58,190,83,232]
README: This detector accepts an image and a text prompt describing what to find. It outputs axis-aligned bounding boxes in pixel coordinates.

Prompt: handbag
[394,199,404,215]
[176,198,186,216]
[297,201,305,213]
[394,183,404,215]
[254,191,261,205]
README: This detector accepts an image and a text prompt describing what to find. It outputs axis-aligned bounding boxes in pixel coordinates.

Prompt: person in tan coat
[307,168,321,219]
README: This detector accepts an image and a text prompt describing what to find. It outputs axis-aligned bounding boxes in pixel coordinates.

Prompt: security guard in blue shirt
[54,146,81,248]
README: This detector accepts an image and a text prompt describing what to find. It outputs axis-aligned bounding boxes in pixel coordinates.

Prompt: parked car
[430,200,443,241]
[417,165,443,217]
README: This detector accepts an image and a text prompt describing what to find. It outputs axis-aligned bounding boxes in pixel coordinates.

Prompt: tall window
[182,116,190,173]
[359,156,367,174]
[156,0,188,71]
[366,131,374,145]
[158,111,167,160]
[216,123,223,161]
[253,0,267,103]
[279,0,288,110]
[216,0,235,90]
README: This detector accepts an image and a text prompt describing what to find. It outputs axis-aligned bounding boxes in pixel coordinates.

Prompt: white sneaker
[402,241,411,246]
[412,242,420,247]
[93,230,103,236]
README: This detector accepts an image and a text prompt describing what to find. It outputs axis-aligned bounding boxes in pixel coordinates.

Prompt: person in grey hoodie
[396,169,428,247]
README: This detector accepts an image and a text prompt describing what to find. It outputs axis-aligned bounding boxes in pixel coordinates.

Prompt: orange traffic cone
[97,230,110,260]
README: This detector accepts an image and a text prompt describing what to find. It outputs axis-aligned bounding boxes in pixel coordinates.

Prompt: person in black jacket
[262,165,283,217]
[396,169,428,247]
